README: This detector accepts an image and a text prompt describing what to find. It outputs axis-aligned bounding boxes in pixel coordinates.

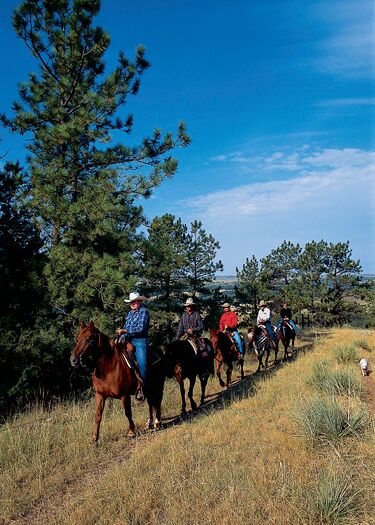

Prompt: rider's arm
[192,312,204,334]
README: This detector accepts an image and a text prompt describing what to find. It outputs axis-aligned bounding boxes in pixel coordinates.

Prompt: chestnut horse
[209,330,244,388]
[165,339,214,416]
[279,320,296,361]
[247,325,279,372]
[70,321,165,442]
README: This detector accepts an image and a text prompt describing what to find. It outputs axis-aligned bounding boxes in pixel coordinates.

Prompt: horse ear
[79,320,85,328]
[89,320,95,328]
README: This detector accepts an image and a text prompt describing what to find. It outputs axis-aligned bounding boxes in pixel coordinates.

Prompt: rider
[176,297,207,355]
[116,292,149,401]
[257,300,278,346]
[278,302,299,335]
[219,302,245,359]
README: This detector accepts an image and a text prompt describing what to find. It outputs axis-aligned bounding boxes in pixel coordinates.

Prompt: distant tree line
[235,240,371,327]
[0,0,373,416]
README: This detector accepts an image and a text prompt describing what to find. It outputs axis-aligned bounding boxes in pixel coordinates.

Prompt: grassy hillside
[1,328,374,525]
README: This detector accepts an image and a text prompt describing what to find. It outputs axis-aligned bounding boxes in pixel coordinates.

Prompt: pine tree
[142,214,190,304]
[2,0,190,326]
[185,220,223,298]
[259,240,302,300]
[0,162,45,412]
[235,255,264,318]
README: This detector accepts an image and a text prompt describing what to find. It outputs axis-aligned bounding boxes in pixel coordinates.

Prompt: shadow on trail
[149,339,315,433]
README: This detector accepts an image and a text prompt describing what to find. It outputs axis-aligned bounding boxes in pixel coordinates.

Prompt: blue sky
[0,0,374,273]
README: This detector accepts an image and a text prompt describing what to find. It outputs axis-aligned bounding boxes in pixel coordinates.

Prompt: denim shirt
[124,306,149,338]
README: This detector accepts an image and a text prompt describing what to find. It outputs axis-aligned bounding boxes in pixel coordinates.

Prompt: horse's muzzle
[70,354,79,367]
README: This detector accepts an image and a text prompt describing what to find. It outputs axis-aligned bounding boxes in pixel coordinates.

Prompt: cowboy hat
[222,302,231,308]
[183,297,196,307]
[124,292,146,303]
[258,300,268,307]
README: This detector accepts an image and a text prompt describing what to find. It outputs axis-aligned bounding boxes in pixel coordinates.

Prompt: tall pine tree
[2,0,190,328]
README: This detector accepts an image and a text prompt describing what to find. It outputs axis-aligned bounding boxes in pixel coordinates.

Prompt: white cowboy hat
[258,300,267,307]
[222,302,231,308]
[183,297,196,307]
[124,292,146,303]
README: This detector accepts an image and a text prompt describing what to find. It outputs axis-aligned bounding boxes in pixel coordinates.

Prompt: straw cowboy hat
[183,297,196,307]
[124,292,146,303]
[258,300,268,308]
[222,302,231,308]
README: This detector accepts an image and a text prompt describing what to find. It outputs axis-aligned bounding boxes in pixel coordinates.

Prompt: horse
[278,319,296,361]
[70,321,165,442]
[165,338,214,416]
[247,325,279,372]
[209,329,244,388]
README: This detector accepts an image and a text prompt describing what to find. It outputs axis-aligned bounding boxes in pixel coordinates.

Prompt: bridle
[76,331,99,366]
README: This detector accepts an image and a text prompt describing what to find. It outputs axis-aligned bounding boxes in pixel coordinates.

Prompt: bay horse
[70,321,165,442]
[247,325,279,372]
[165,338,214,416]
[279,320,296,361]
[209,329,244,388]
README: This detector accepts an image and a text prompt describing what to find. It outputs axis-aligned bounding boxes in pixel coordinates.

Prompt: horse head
[70,321,100,368]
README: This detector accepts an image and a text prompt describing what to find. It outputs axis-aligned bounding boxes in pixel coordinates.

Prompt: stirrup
[136,387,144,402]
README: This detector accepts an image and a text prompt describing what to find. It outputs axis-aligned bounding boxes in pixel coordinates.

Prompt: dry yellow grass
[1,328,374,525]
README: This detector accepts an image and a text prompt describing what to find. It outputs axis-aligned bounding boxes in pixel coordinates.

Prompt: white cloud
[178,147,375,272]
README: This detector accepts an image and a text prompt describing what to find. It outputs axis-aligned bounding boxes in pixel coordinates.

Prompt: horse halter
[77,330,99,366]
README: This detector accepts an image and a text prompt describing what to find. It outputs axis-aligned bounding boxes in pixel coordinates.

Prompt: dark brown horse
[247,325,279,372]
[209,329,244,388]
[70,321,165,442]
[278,320,296,361]
[165,339,214,416]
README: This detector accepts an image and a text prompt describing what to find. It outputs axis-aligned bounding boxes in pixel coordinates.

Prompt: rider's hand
[187,328,193,334]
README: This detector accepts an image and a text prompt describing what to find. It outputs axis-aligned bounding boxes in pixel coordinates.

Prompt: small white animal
[359,358,369,377]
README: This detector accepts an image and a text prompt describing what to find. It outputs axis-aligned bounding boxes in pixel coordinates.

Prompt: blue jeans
[278,319,299,335]
[264,322,277,343]
[232,331,244,356]
[131,337,148,387]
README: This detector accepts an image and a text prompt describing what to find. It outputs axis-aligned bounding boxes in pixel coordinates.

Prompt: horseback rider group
[116,292,299,401]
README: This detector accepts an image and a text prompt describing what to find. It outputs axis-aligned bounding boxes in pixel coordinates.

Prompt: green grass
[307,361,362,397]
[333,344,358,364]
[296,396,371,443]
[310,471,361,524]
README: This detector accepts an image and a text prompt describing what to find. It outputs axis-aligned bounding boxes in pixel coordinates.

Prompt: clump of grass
[310,471,361,524]
[354,339,372,352]
[333,344,358,364]
[307,362,362,397]
[307,360,331,390]
[296,397,370,443]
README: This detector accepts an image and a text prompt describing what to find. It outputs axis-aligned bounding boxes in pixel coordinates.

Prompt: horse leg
[264,344,270,368]
[121,393,136,437]
[146,400,154,430]
[216,358,225,388]
[283,341,288,361]
[240,358,244,379]
[93,392,106,443]
[188,375,198,410]
[274,342,279,365]
[178,376,187,416]
[199,373,208,405]
[226,362,233,387]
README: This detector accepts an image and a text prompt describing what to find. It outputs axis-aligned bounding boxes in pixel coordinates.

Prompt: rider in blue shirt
[116,292,149,400]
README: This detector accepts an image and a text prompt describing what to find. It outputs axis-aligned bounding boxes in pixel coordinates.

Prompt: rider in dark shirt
[278,302,299,334]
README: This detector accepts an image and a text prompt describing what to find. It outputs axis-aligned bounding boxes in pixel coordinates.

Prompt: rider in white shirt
[257,300,277,345]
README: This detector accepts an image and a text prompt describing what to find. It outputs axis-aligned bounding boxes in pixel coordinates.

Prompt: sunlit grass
[0,327,374,525]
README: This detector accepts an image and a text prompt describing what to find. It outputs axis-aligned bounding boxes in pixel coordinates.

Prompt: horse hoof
[127,429,136,438]
[145,419,153,430]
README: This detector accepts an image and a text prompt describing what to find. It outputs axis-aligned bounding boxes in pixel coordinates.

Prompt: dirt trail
[363,372,375,414]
